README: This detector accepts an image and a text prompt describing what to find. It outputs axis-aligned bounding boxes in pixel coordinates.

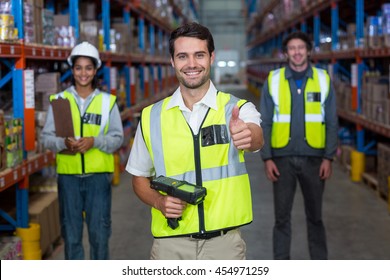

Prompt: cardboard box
[80,20,99,47]
[28,192,61,256]
[28,193,51,256]
[53,14,69,27]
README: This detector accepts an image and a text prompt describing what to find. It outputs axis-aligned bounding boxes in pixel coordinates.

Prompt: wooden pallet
[362,172,379,192]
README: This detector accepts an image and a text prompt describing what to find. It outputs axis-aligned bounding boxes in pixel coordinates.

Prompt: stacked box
[23,1,35,43]
[54,14,76,48]
[33,0,44,44]
[4,117,23,168]
[0,10,18,41]
[112,22,132,54]
[42,9,55,45]
[382,3,390,47]
[377,143,390,198]
[80,21,99,48]
[80,2,96,21]
[0,110,6,171]
[28,192,61,257]
[366,16,383,49]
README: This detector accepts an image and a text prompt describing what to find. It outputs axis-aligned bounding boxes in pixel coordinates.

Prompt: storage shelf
[0,0,181,231]
[247,0,341,49]
[248,47,390,65]
[0,151,55,193]
[246,0,279,32]
[338,110,390,139]
[120,86,176,121]
[0,42,21,58]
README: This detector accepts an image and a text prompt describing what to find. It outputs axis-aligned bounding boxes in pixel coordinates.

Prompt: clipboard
[51,98,76,155]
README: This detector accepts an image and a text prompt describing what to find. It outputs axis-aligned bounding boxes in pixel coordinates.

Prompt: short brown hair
[282,31,312,53]
[169,22,215,58]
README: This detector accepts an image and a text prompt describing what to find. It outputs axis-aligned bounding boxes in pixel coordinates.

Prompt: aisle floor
[48,85,390,260]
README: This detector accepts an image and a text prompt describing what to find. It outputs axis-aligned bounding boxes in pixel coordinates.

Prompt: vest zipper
[80,115,85,174]
[193,134,205,233]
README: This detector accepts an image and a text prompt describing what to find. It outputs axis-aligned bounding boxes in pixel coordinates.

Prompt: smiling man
[259,31,338,260]
[126,22,264,260]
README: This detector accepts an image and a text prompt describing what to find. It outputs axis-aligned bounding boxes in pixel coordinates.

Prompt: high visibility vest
[50,90,116,174]
[141,92,253,237]
[268,67,330,149]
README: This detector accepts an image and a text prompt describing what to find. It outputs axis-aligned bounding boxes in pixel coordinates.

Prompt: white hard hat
[67,41,102,68]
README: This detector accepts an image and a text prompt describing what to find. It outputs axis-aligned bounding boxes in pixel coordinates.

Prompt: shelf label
[0,177,4,188]
[351,64,358,87]
[144,66,149,81]
[130,67,135,85]
[10,45,14,54]
[24,70,35,109]
[32,48,36,56]
[42,49,45,56]
[13,170,18,180]
[110,67,118,90]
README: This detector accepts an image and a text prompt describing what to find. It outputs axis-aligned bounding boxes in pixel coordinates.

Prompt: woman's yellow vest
[268,67,330,149]
[141,92,253,237]
[49,90,116,174]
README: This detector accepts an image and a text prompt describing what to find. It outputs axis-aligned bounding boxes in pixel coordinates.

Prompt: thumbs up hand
[229,105,252,150]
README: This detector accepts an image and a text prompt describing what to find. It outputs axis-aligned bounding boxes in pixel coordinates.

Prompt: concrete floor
[48,85,390,260]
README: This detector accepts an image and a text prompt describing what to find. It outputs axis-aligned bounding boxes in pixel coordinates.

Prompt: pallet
[361,172,388,202]
[42,237,63,260]
[362,172,378,192]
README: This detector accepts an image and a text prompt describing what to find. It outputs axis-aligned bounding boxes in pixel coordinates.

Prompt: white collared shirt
[126,82,261,177]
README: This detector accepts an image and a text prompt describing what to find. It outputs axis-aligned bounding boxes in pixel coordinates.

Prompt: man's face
[285,38,309,70]
[171,37,214,90]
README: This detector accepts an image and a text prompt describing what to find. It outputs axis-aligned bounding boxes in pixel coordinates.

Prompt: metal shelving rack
[0,0,185,231]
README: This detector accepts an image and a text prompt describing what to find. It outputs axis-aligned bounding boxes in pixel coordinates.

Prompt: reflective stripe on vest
[50,91,116,174]
[268,67,329,149]
[141,92,252,237]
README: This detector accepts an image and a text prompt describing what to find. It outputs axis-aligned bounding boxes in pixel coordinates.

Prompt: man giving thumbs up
[127,22,263,260]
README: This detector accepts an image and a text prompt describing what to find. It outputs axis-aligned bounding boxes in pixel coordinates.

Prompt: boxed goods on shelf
[4,117,23,169]
[0,110,5,172]
[80,21,99,48]
[0,236,22,260]
[377,143,390,199]
[28,192,61,257]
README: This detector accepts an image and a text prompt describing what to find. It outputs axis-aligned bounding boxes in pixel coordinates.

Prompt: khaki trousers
[150,229,246,260]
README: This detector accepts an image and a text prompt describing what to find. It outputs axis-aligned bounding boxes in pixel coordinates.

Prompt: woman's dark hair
[169,22,215,58]
[282,31,312,53]
[71,55,99,89]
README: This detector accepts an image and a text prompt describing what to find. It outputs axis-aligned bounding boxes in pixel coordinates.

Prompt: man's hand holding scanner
[154,195,187,219]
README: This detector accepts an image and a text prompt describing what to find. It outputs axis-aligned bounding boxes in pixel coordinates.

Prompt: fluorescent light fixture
[227,61,236,67]
[217,61,227,67]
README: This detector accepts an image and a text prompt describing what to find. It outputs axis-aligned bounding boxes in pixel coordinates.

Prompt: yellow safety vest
[141,91,253,237]
[50,90,116,174]
[268,67,330,149]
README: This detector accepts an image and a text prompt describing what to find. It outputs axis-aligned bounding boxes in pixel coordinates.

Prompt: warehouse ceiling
[199,0,246,34]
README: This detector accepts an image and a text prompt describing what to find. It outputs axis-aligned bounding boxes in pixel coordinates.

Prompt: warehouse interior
[1,0,390,260]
